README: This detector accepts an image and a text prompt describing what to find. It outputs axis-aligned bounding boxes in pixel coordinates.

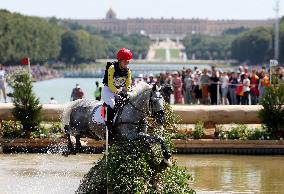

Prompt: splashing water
[0,154,102,194]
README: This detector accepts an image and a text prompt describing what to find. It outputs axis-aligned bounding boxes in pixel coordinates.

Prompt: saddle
[100,92,129,121]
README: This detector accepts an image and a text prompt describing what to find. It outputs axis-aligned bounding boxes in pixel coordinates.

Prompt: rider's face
[120,59,130,69]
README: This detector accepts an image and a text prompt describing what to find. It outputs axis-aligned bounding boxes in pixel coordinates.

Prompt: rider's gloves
[118,91,129,100]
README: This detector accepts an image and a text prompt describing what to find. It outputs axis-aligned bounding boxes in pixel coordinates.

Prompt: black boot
[106,105,116,141]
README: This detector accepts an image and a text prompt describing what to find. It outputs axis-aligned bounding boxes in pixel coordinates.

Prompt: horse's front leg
[62,125,75,157]
[75,135,82,153]
[135,132,171,167]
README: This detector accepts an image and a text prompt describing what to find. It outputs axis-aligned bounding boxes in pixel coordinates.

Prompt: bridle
[128,90,153,116]
[116,90,158,126]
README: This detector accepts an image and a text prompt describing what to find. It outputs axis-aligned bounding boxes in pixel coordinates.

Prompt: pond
[0,154,283,193]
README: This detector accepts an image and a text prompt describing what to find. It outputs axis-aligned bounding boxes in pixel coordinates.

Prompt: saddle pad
[91,105,105,124]
[101,104,106,120]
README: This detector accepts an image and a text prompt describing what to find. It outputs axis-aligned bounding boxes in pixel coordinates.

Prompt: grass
[154,49,166,60]
[170,49,180,59]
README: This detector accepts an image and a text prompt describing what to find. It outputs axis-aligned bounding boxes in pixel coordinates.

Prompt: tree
[231,27,273,64]
[258,75,284,138]
[279,17,284,63]
[7,69,42,138]
[0,9,62,65]
[222,26,248,35]
[60,31,80,64]
[182,34,234,60]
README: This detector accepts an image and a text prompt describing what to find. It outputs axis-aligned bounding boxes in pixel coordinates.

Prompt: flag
[21,57,30,65]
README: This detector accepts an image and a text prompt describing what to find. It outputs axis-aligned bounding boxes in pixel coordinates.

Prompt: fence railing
[0,103,262,124]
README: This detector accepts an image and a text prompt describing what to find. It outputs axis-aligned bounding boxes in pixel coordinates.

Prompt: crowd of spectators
[135,65,284,105]
[5,64,62,81]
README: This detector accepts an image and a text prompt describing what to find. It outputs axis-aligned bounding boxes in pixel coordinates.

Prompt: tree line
[0,10,150,65]
[182,18,284,64]
[1,9,283,65]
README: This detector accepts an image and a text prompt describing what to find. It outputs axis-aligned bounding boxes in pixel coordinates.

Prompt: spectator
[132,64,275,106]
[136,74,145,84]
[258,71,270,101]
[209,71,219,105]
[148,74,156,85]
[0,64,7,103]
[220,71,229,105]
[172,72,183,104]
[242,73,250,105]
[200,69,210,104]
[70,83,84,101]
[211,65,217,76]
[49,97,58,104]
[250,69,259,105]
[159,72,166,85]
[228,72,238,105]
[183,69,193,104]
[94,81,102,101]
[193,70,202,104]
[236,71,243,105]
[161,83,173,104]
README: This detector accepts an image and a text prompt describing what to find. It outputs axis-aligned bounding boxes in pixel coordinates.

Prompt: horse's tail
[61,99,83,129]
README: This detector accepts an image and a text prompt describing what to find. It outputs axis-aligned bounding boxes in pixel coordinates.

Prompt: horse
[61,82,171,165]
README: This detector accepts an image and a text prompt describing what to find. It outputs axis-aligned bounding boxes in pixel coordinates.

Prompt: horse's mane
[129,81,152,99]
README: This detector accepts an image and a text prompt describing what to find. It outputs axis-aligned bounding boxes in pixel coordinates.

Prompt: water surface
[0,154,283,194]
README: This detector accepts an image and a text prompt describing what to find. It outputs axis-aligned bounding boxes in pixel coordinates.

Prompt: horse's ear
[152,84,157,92]
[152,84,161,92]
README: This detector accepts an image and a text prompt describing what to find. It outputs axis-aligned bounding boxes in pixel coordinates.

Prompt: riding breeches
[102,86,117,109]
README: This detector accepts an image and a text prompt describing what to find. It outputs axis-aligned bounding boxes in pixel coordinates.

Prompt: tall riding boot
[106,105,115,141]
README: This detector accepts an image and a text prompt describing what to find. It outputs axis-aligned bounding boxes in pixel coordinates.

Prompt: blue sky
[0,0,283,20]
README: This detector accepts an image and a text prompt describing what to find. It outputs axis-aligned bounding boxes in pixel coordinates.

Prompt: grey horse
[61,82,171,165]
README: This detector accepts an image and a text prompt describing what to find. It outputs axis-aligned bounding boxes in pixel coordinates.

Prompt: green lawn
[154,49,166,60]
[170,49,180,59]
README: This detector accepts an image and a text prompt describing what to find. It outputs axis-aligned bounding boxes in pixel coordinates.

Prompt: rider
[102,48,132,140]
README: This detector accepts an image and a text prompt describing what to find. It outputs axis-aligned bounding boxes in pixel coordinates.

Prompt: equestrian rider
[102,48,132,139]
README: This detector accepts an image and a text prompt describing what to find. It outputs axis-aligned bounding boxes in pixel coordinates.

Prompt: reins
[115,91,153,126]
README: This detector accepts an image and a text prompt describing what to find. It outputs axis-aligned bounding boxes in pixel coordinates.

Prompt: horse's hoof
[62,152,70,157]
[160,158,172,169]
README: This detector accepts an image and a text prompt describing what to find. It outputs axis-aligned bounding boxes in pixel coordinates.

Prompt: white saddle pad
[91,105,105,124]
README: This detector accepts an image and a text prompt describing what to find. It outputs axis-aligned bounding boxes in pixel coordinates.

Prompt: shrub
[1,120,22,138]
[30,122,64,139]
[217,124,275,140]
[76,140,195,194]
[7,69,42,138]
[227,124,250,140]
[30,126,49,139]
[76,103,195,193]
[247,128,270,140]
[192,121,205,139]
[258,76,284,138]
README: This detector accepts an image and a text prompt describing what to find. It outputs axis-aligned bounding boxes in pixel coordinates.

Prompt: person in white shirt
[220,71,229,105]
[0,64,7,103]
[49,97,58,104]
[183,69,193,104]
[242,74,250,105]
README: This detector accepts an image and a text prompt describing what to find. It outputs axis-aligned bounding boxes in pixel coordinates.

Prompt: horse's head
[150,84,165,125]
[128,82,166,125]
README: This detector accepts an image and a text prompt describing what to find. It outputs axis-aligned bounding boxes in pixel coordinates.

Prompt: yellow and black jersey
[103,62,131,93]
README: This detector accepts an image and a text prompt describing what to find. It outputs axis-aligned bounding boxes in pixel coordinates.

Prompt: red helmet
[116,48,132,61]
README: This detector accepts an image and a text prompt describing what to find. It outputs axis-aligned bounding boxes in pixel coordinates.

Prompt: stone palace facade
[72,8,274,39]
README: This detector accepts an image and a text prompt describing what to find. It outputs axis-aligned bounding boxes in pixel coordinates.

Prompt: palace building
[72,8,274,39]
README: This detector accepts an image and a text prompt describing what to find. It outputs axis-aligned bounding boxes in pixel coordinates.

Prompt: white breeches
[102,86,117,109]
